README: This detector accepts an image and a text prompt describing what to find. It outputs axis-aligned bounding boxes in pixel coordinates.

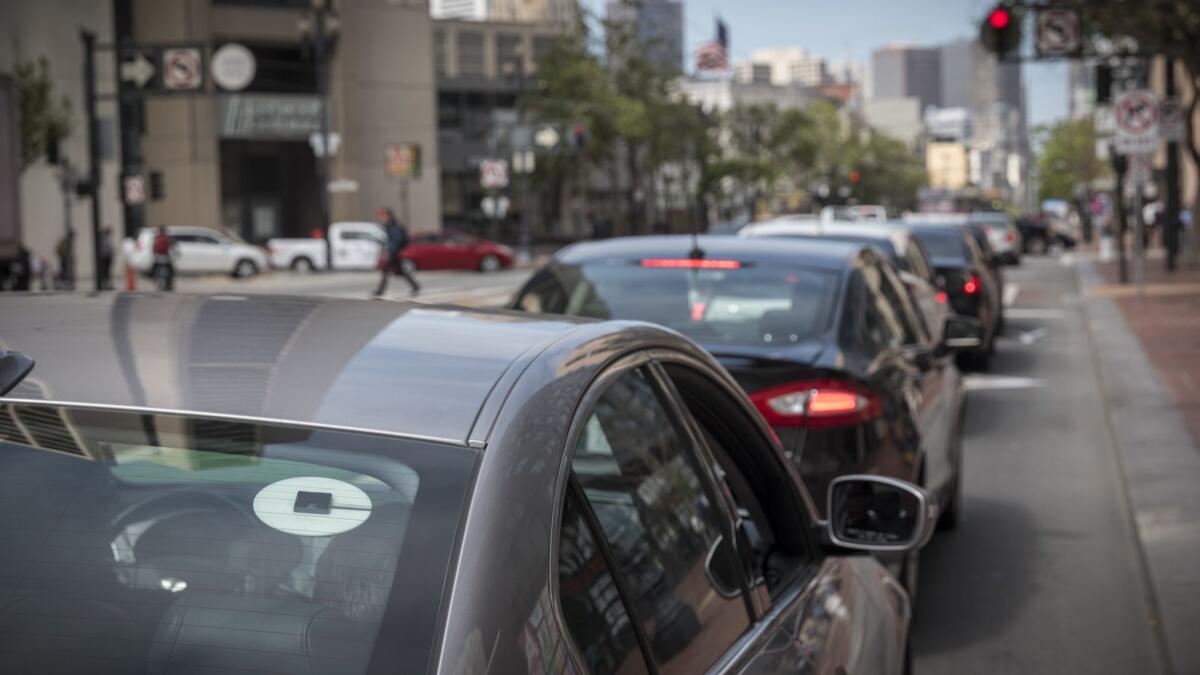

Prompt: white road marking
[963,375,1046,391]
[1059,252,1075,267]
[1019,327,1049,345]
[1003,283,1020,307]
[1005,308,1066,320]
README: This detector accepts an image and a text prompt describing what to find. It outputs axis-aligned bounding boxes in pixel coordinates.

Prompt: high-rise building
[734,47,830,87]
[432,0,574,23]
[606,0,684,72]
[870,45,941,111]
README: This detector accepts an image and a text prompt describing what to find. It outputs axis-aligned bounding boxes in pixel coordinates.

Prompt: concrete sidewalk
[1078,254,1200,675]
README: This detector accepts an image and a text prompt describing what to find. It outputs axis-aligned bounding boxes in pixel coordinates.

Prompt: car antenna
[687,221,703,260]
[0,350,35,397]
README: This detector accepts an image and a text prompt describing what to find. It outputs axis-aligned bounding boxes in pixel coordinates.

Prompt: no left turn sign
[162,48,203,91]
[1036,9,1080,55]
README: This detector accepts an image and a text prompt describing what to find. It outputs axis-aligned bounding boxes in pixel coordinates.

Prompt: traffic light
[848,170,861,184]
[980,5,1020,56]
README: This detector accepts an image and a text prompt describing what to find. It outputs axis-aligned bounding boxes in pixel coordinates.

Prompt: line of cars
[123,222,514,279]
[0,212,1013,674]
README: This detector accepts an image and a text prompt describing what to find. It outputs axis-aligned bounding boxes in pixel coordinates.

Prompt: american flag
[694,41,728,72]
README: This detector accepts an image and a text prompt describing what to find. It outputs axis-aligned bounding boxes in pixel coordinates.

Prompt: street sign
[1035,9,1080,56]
[211,43,256,91]
[162,48,203,91]
[1093,106,1115,136]
[482,196,510,218]
[511,149,535,174]
[1114,90,1158,155]
[122,175,145,205]
[1128,153,1154,184]
[385,143,421,178]
[534,125,560,149]
[1158,97,1185,142]
[309,132,341,158]
[120,51,157,89]
[480,159,509,189]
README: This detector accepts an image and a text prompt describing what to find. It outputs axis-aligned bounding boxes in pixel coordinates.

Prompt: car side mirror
[826,475,936,553]
[940,315,985,353]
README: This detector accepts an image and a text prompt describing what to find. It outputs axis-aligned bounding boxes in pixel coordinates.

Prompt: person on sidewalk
[55,229,75,290]
[98,227,114,290]
[151,225,176,291]
[372,208,420,297]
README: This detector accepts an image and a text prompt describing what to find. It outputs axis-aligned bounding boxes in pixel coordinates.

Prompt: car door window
[567,369,750,674]
[879,264,928,345]
[558,489,650,675]
[860,266,906,350]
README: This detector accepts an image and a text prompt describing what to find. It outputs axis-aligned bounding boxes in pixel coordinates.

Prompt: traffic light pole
[312,4,333,271]
[1164,54,1181,272]
[1112,153,1128,284]
[81,30,103,293]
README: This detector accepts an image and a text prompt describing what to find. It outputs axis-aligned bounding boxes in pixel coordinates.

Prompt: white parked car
[125,226,268,278]
[267,222,384,272]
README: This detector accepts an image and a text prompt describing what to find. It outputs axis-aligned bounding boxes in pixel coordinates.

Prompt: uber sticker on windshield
[254,476,373,536]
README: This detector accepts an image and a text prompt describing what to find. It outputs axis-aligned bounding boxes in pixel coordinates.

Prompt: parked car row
[124,223,513,279]
[1,291,937,674]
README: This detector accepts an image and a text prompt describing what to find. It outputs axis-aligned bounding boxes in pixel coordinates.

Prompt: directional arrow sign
[120,52,156,89]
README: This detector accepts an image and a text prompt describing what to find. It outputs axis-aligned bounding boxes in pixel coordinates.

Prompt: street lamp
[299,0,339,270]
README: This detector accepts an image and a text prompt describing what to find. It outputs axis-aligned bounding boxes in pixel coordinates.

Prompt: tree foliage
[13,55,72,172]
[1034,117,1110,202]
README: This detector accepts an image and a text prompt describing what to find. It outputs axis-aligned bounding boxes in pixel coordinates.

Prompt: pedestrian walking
[151,225,176,291]
[55,229,75,290]
[372,208,420,297]
[98,227,114,290]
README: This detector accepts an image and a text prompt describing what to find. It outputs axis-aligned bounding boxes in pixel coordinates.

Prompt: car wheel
[291,257,315,273]
[233,259,258,278]
[1026,236,1048,255]
[479,254,501,273]
[401,258,417,276]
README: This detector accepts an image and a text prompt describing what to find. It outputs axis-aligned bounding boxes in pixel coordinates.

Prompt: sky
[582,0,1069,129]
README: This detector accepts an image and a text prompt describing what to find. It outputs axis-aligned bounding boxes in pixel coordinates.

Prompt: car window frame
[646,356,833,674]
[549,351,759,675]
[878,261,930,346]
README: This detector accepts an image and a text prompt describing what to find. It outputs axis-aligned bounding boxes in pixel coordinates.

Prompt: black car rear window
[911,229,968,261]
[0,404,474,674]
[516,260,841,347]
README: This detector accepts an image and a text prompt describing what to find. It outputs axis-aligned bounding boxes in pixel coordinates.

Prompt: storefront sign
[217,95,322,139]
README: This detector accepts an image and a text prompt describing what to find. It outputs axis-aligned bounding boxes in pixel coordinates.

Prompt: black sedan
[904,224,1003,369]
[0,293,936,674]
[512,236,981,568]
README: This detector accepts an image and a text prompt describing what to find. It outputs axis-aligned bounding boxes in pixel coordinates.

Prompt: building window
[457,32,485,77]
[434,30,446,77]
[496,33,523,76]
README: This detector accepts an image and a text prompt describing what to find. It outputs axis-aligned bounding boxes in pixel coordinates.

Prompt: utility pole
[1164,54,1181,272]
[310,1,334,270]
[1113,153,1128,284]
[81,30,103,293]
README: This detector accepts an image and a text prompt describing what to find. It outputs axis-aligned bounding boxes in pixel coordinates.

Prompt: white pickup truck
[267,222,384,272]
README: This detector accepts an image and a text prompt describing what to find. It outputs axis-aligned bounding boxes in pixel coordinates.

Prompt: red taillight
[935,291,949,304]
[963,274,980,295]
[749,379,880,428]
[1005,231,1016,242]
[640,258,741,269]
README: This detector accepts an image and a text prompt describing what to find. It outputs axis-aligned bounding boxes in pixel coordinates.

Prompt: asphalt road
[170,266,532,307]
[912,256,1167,674]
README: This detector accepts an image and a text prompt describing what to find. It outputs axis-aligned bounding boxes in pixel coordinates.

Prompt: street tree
[1034,117,1110,202]
[12,55,72,172]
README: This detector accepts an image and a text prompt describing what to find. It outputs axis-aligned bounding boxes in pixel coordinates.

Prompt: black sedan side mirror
[940,315,985,352]
[826,475,937,553]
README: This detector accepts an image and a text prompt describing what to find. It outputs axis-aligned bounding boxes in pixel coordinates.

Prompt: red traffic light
[849,170,861,184]
[988,7,1010,29]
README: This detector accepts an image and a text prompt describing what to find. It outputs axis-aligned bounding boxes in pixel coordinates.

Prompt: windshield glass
[911,229,968,261]
[517,260,841,346]
[0,403,474,674]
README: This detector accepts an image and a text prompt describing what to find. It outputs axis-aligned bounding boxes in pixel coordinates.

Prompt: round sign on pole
[211,43,256,91]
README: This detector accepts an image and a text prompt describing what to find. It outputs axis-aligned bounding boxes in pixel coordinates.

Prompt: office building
[871,45,941,111]
[734,47,832,87]
[605,0,684,72]
[432,0,488,20]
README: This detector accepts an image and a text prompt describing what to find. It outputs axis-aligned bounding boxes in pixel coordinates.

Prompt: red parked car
[399,230,514,273]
